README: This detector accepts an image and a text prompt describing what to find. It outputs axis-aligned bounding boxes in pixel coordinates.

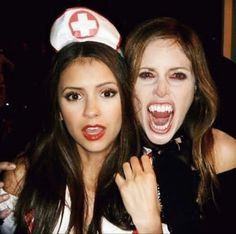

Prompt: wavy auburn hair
[124,17,219,205]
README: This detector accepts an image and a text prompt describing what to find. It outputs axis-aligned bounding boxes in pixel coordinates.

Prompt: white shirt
[0,188,169,233]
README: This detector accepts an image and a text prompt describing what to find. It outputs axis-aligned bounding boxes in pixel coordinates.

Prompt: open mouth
[148,103,174,134]
[82,125,106,141]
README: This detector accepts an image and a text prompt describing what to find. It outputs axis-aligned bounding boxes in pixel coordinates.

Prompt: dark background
[0,0,224,53]
[0,0,235,159]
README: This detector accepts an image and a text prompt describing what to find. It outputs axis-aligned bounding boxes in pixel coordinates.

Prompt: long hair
[124,17,218,206]
[14,42,140,233]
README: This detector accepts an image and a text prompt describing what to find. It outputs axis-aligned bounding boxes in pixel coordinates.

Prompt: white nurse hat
[50,6,121,52]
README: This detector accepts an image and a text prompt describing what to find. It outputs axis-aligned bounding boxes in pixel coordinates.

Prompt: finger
[130,156,143,174]
[0,208,11,219]
[114,173,125,188]
[0,162,16,172]
[122,161,133,179]
[141,155,153,172]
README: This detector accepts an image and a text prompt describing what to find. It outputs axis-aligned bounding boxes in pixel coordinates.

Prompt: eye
[138,71,155,79]
[170,72,187,80]
[65,91,82,101]
[101,88,118,98]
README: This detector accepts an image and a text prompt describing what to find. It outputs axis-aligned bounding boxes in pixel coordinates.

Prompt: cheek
[60,105,81,129]
[105,100,122,125]
[175,86,195,116]
[134,85,150,108]
[109,104,122,137]
[61,114,76,132]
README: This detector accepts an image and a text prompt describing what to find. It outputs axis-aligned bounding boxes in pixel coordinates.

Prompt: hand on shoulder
[212,128,236,173]
[3,155,28,196]
[0,162,16,219]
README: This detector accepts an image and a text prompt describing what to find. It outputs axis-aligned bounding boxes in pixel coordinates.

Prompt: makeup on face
[58,59,122,154]
[82,124,106,141]
[135,39,195,145]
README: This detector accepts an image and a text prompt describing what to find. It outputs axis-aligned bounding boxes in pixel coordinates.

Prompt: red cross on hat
[69,10,99,38]
[50,7,121,51]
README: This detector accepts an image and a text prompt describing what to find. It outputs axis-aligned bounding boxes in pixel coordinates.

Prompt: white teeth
[86,127,101,133]
[148,104,173,113]
[151,120,170,131]
[87,127,98,130]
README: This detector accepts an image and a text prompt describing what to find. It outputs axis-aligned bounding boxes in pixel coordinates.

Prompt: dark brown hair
[14,42,140,233]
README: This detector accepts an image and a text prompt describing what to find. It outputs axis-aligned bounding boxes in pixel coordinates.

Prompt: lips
[148,103,174,134]
[82,125,106,141]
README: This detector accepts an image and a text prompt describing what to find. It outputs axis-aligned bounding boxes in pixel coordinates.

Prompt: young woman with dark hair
[0,7,162,234]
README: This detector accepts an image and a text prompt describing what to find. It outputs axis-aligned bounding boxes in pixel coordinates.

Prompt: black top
[147,132,236,234]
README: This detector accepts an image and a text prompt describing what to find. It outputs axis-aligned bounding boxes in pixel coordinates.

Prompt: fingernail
[2,194,9,200]
[9,163,16,169]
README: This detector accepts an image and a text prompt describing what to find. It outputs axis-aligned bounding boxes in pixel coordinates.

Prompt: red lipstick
[82,125,106,141]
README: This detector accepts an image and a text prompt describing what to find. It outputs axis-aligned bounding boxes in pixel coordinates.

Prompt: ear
[59,112,63,121]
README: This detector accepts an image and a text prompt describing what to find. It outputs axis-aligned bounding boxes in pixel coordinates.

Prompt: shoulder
[3,155,28,196]
[212,128,236,174]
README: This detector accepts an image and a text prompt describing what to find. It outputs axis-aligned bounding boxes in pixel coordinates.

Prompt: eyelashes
[100,88,118,98]
[65,91,82,101]
[64,88,118,101]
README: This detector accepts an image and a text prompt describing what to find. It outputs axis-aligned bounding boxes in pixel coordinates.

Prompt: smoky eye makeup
[169,72,187,80]
[138,71,155,80]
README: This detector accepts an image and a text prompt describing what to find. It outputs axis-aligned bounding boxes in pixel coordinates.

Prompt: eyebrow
[140,66,191,72]
[96,81,118,88]
[61,81,118,92]
[169,67,191,72]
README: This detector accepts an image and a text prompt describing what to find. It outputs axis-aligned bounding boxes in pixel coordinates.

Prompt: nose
[83,96,100,118]
[153,79,168,97]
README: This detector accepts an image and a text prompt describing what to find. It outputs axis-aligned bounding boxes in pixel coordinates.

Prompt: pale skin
[1,58,162,233]
[135,39,195,145]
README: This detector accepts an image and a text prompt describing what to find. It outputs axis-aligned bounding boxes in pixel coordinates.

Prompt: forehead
[142,38,191,67]
[60,58,117,86]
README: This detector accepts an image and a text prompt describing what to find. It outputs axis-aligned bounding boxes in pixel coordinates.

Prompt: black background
[0,0,223,55]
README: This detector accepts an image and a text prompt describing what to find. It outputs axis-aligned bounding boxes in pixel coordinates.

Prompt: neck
[77,148,110,231]
[80,153,105,190]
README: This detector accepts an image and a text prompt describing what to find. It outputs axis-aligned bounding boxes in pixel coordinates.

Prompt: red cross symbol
[69,10,99,39]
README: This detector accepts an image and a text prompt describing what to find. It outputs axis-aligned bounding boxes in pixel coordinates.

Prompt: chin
[146,129,175,146]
